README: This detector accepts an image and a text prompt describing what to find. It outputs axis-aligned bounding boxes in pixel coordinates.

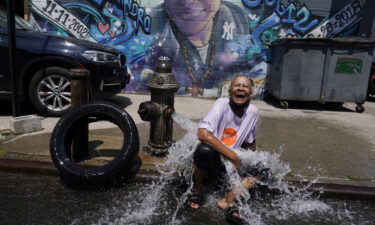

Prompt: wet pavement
[2,170,375,225]
[0,94,375,187]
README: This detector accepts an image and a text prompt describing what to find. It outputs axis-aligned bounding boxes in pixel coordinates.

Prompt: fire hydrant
[138,56,180,156]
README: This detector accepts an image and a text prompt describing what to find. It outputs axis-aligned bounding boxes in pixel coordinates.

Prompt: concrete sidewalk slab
[0,93,375,188]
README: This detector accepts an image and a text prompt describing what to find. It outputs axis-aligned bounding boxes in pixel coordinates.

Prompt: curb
[0,158,58,176]
[288,181,375,201]
[1,158,375,200]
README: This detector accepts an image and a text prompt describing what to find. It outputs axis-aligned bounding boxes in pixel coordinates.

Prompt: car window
[0,9,40,31]
[0,10,6,28]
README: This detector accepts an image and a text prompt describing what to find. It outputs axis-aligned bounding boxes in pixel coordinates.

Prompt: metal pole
[70,69,90,161]
[6,0,20,117]
[70,69,89,107]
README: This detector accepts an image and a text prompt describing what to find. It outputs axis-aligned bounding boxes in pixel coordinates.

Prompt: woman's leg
[187,143,225,208]
[217,176,258,217]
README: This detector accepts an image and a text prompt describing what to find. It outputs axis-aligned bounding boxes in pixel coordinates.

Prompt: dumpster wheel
[355,104,365,113]
[280,100,289,109]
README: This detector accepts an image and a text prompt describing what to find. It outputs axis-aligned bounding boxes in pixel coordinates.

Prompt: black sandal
[224,205,245,225]
[185,193,204,210]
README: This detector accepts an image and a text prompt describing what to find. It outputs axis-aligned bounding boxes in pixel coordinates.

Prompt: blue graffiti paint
[294,7,318,33]
[251,12,281,47]
[282,3,296,24]
[280,4,318,34]
[122,0,151,35]
[63,2,104,22]
[265,0,276,7]
[81,0,151,35]
[275,0,286,16]
[242,0,262,8]
[243,0,286,15]
[133,7,151,35]
[63,2,129,42]
[243,0,319,47]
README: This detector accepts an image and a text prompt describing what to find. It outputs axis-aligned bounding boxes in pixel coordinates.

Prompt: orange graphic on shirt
[221,128,237,146]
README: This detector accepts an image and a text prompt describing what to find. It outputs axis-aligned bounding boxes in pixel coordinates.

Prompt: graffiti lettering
[305,0,363,38]
[282,4,296,24]
[294,7,318,34]
[243,0,286,16]
[275,0,286,16]
[28,0,369,100]
[123,0,151,35]
[31,0,96,42]
[244,0,317,35]
[252,12,281,46]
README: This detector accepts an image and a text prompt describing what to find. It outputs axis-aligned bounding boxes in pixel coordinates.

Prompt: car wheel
[29,67,72,116]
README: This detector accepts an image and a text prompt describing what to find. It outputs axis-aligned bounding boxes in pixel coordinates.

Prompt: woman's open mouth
[235,93,245,99]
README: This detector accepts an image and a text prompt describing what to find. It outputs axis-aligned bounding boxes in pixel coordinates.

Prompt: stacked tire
[50,102,140,189]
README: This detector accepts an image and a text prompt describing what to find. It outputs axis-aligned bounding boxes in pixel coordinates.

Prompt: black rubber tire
[50,101,140,188]
[29,67,72,117]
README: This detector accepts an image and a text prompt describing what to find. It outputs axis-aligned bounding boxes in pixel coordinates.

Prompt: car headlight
[81,50,123,66]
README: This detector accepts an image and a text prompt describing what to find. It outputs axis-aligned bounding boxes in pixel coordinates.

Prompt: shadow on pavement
[0,94,132,117]
[263,95,355,112]
[0,100,39,116]
[102,94,133,109]
[367,95,375,102]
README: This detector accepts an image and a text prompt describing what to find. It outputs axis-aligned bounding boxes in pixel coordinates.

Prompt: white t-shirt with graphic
[199,98,259,149]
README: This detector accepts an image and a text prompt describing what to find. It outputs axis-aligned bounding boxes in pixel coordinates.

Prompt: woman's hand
[229,152,242,169]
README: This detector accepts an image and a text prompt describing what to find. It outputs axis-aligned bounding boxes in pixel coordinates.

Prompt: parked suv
[0,9,129,116]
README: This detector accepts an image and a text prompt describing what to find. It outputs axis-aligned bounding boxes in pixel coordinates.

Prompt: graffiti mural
[305,0,364,38]
[29,0,366,99]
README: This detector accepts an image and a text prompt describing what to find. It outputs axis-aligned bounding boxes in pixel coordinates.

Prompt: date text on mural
[306,0,363,38]
[31,0,96,42]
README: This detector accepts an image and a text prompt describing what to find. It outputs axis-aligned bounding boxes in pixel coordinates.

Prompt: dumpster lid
[267,37,375,47]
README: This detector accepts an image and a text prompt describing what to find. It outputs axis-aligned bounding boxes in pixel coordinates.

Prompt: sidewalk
[1,93,375,187]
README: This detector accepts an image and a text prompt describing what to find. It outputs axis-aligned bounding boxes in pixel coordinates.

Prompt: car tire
[29,67,72,117]
[50,101,140,189]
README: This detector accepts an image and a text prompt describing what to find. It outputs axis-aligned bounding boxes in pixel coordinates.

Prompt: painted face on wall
[165,0,221,36]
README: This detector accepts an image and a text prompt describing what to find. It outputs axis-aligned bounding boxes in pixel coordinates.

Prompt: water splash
[93,113,354,225]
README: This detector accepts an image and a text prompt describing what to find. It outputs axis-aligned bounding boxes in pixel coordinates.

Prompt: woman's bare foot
[217,198,241,219]
[186,193,204,209]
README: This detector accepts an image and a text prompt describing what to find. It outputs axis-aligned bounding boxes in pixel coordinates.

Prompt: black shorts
[193,143,226,177]
[193,143,271,182]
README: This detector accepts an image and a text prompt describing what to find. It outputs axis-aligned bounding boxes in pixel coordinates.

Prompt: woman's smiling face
[229,76,252,106]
